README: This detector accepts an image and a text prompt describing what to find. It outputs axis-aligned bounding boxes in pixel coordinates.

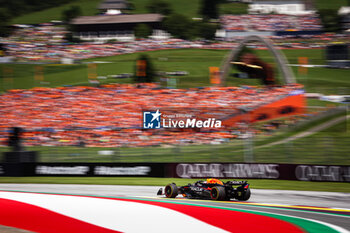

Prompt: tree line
[0,0,74,36]
[134,0,223,40]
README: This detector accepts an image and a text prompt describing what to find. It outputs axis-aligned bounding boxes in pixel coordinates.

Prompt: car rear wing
[225,181,248,186]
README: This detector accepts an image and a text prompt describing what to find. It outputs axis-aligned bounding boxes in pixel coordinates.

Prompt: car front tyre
[165,183,178,198]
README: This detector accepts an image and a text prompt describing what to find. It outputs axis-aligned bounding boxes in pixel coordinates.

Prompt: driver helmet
[206,178,223,185]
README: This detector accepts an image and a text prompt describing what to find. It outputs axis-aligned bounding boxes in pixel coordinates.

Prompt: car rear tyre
[210,186,226,201]
[165,183,178,198]
[236,187,251,201]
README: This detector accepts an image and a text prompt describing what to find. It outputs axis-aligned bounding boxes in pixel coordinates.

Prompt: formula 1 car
[157,178,251,201]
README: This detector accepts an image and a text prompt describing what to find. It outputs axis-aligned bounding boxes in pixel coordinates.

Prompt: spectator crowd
[0,83,304,147]
[3,20,348,62]
[0,19,329,148]
[220,14,322,32]
[3,25,238,61]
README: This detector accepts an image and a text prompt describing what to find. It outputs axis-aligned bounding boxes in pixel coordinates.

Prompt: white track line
[0,191,229,233]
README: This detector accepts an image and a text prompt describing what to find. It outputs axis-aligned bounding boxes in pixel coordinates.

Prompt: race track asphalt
[0,184,349,232]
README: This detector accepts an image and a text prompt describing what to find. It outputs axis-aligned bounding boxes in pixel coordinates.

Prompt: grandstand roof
[251,0,314,10]
[99,0,129,10]
[71,14,163,25]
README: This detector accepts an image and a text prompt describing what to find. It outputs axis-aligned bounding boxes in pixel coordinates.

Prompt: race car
[157,178,251,201]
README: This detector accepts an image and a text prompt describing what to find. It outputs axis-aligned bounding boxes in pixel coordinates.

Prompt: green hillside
[129,0,248,17]
[10,0,204,24]
[129,0,203,18]
[11,0,101,24]
[315,0,349,10]
[10,0,347,25]
[11,0,209,24]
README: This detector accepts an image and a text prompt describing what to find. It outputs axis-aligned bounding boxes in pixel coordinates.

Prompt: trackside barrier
[0,163,166,177]
[171,163,350,182]
[0,162,349,182]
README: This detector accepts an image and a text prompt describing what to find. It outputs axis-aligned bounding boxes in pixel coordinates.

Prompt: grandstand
[339,6,350,32]
[220,14,323,38]
[69,0,170,41]
[71,14,165,41]
[248,0,315,15]
[0,83,304,148]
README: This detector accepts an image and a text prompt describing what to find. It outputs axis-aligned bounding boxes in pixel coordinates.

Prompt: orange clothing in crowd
[0,83,304,147]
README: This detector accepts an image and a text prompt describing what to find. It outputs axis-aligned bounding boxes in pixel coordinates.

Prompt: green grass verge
[1,48,350,95]
[0,177,349,192]
[253,109,347,147]
[307,99,344,107]
[251,117,350,164]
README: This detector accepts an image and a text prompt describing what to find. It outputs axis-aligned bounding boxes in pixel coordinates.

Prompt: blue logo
[143,110,162,129]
